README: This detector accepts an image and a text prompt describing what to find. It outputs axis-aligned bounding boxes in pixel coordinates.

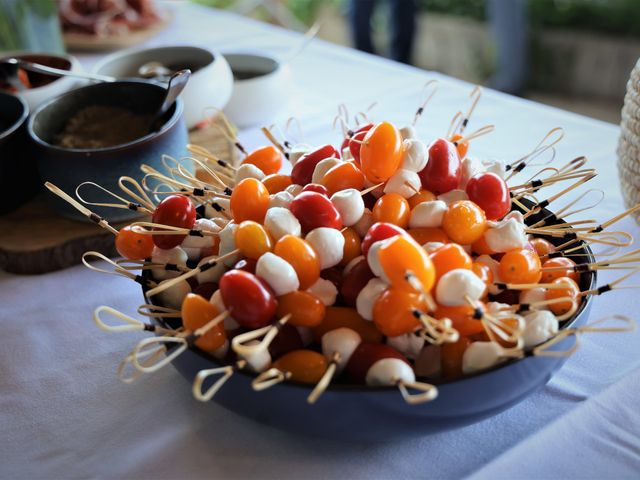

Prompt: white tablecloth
[2,3,639,479]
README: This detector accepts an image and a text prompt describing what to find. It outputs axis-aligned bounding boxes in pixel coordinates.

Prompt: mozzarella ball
[156,279,191,310]
[285,183,303,197]
[205,197,231,221]
[436,268,486,306]
[269,190,294,209]
[387,333,425,361]
[151,246,188,281]
[486,301,511,314]
[264,207,301,240]
[409,200,447,228]
[503,211,525,224]
[306,278,338,306]
[400,138,428,171]
[343,255,365,276]
[218,222,241,267]
[240,339,272,373]
[236,163,265,182]
[256,252,299,296]
[482,158,506,179]
[437,189,469,205]
[289,143,311,166]
[306,227,345,269]
[366,358,415,386]
[366,239,390,281]
[353,208,374,238]
[356,278,388,321]
[196,255,227,284]
[312,157,341,184]
[485,218,527,253]
[423,241,445,253]
[322,327,362,372]
[400,125,417,140]
[462,341,505,374]
[414,345,442,379]
[383,169,421,198]
[342,145,353,161]
[210,290,240,330]
[523,310,558,348]
[519,288,549,310]
[459,156,485,190]
[331,189,365,226]
[476,254,503,296]
[181,218,220,260]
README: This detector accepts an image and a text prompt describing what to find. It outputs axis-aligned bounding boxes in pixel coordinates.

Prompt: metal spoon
[148,69,191,132]
[1,57,116,85]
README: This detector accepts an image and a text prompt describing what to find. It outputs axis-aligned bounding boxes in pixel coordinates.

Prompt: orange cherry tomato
[276,291,326,327]
[441,336,471,379]
[471,234,496,255]
[272,350,328,384]
[235,220,273,259]
[433,304,485,337]
[378,234,436,293]
[408,189,436,209]
[320,161,365,195]
[407,227,449,245]
[372,193,410,228]
[442,200,487,245]
[340,227,362,266]
[546,277,581,316]
[115,225,154,260]
[273,235,321,290]
[242,145,283,175]
[262,173,292,194]
[312,306,383,344]
[429,243,472,282]
[359,121,404,183]
[230,177,270,223]
[450,133,469,159]
[541,257,578,283]
[499,248,542,284]
[181,293,226,352]
[372,288,423,337]
[472,262,493,297]
[531,238,556,258]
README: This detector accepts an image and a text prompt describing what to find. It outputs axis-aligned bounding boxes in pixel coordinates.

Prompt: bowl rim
[143,198,598,393]
[0,92,28,141]
[27,79,183,154]
[0,51,80,92]
[223,51,284,84]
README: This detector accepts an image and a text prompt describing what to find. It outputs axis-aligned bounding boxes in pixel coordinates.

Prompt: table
[2,3,639,479]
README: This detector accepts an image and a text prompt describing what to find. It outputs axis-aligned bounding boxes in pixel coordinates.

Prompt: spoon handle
[13,59,116,83]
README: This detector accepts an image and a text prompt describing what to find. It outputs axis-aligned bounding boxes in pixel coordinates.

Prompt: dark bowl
[143,200,596,441]
[0,92,39,214]
[29,80,188,222]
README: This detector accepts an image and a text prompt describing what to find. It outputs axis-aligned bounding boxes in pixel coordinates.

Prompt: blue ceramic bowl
[29,80,188,222]
[145,202,596,440]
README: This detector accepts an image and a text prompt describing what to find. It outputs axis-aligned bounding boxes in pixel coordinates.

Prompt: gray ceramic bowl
[28,80,188,222]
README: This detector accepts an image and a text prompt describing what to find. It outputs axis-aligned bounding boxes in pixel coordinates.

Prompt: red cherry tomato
[291,144,340,186]
[465,172,511,220]
[301,183,329,196]
[340,258,375,307]
[193,282,218,300]
[349,129,368,164]
[268,324,304,358]
[361,222,406,256]
[233,258,257,274]
[151,195,196,249]
[419,138,461,194]
[115,225,155,260]
[289,191,342,233]
[219,270,277,329]
[346,343,411,384]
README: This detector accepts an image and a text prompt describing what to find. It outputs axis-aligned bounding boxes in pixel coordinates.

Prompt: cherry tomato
[378,234,436,293]
[372,193,410,228]
[340,227,362,266]
[546,277,581,316]
[242,145,283,175]
[234,258,257,274]
[276,290,326,327]
[301,183,329,196]
[449,133,469,159]
[465,172,511,220]
[312,306,383,344]
[407,227,449,245]
[289,191,342,232]
[441,336,471,379]
[193,282,218,300]
[219,269,277,328]
[262,173,292,194]
[442,200,487,245]
[230,178,270,223]
[433,304,485,337]
[348,129,368,164]
[361,222,406,256]
[151,195,196,249]
[115,225,154,260]
[321,161,365,195]
[373,288,423,337]
[340,258,375,307]
[471,262,493,297]
[346,343,410,384]
[408,189,436,209]
[498,248,542,284]
[360,121,403,183]
[471,234,496,255]
[268,325,303,358]
[273,350,328,384]
[273,235,321,290]
[541,257,578,283]
[429,243,472,282]
[181,293,226,352]
[291,144,340,185]
[419,138,461,194]
[531,238,557,258]
[235,220,273,259]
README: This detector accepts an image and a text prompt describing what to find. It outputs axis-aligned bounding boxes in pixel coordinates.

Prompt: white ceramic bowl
[93,46,233,129]
[0,52,84,112]
[222,52,292,129]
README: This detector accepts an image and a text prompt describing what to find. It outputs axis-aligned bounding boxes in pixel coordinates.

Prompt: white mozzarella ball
[436,268,486,307]
[296,326,315,346]
[476,254,503,295]
[321,327,362,372]
[400,125,417,140]
[364,177,385,198]
[151,246,188,281]
[366,240,390,281]
[342,145,353,161]
[383,169,421,198]
[482,158,506,179]
[312,157,341,184]
[366,358,415,386]
[400,138,428,171]
[264,207,301,240]
[210,290,240,330]
[306,278,338,306]
[240,340,271,373]
[211,339,229,360]
[353,208,374,238]
[205,197,231,220]
[356,278,388,321]
[387,333,425,361]
[181,218,220,260]
[409,200,447,228]
[523,310,558,348]
[459,156,485,189]
[485,218,527,253]
[414,345,442,379]
[330,189,365,226]
[218,222,241,267]
[343,255,365,276]
[235,163,265,182]
[503,211,525,224]
[306,227,345,269]
[256,252,299,296]
[289,143,311,166]
[486,301,511,314]
[462,341,505,374]
[285,183,303,197]
[196,255,227,284]
[156,279,191,310]
[519,288,549,310]
[437,189,469,205]
[423,241,445,253]
[269,190,294,209]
